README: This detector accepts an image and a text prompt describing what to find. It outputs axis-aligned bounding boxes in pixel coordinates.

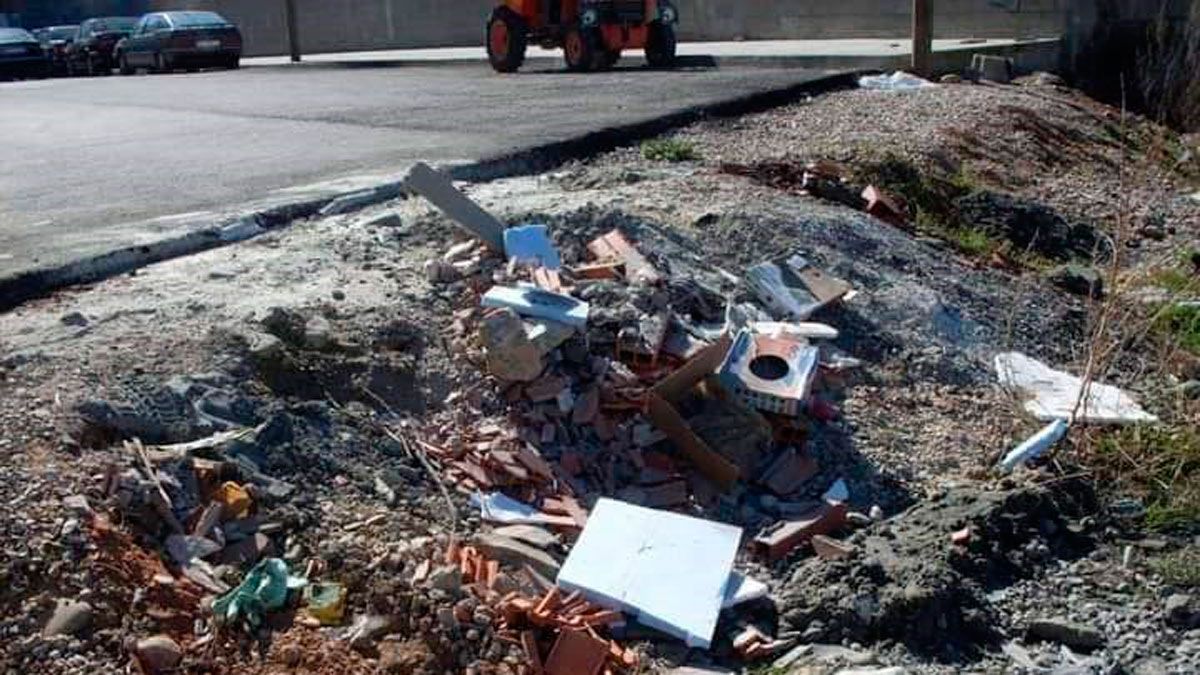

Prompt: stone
[1165,594,1199,629]
[43,601,93,637]
[303,316,334,350]
[939,73,963,84]
[427,565,462,593]
[246,331,284,361]
[868,505,884,520]
[847,511,873,528]
[1132,656,1170,675]
[1026,618,1105,651]
[134,635,182,673]
[491,524,559,550]
[474,533,562,579]
[480,308,543,382]
[63,494,93,516]
[1048,264,1104,298]
[60,311,88,327]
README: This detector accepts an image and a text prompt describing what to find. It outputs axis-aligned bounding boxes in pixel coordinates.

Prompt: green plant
[641,138,699,162]
[1149,547,1200,587]
[1153,302,1200,355]
[945,226,994,256]
[1091,425,1200,531]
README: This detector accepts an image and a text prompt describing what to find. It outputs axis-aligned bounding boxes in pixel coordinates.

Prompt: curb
[0,71,858,313]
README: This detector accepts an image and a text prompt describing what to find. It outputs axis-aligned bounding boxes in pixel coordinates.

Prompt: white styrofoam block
[481,286,589,329]
[555,498,742,649]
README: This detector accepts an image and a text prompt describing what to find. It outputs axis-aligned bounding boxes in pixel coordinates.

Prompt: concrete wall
[153,0,1071,57]
[677,0,1067,41]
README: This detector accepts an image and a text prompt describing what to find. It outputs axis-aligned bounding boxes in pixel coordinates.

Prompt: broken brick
[760,448,819,496]
[586,230,662,285]
[571,387,600,425]
[951,527,972,546]
[862,185,909,228]
[522,631,544,675]
[570,261,623,280]
[811,534,856,560]
[532,267,565,293]
[526,376,568,403]
[544,628,609,675]
[753,501,849,562]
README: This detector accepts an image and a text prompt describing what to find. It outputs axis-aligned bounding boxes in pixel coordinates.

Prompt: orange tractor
[486,0,678,72]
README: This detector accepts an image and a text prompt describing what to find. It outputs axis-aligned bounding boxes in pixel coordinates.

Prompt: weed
[1149,547,1200,587]
[1090,425,1200,531]
[642,138,699,162]
[945,226,994,256]
[1153,302,1200,355]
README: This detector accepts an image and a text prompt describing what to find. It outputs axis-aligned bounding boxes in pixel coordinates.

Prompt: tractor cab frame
[487,0,678,73]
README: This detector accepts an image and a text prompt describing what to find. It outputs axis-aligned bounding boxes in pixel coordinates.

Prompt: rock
[939,73,963,84]
[346,613,394,650]
[1132,656,1170,675]
[491,524,559,550]
[474,532,562,579]
[63,494,93,517]
[303,316,334,350]
[480,308,543,382]
[134,635,182,673]
[1165,594,1199,629]
[261,307,308,345]
[427,565,462,593]
[1026,618,1105,651]
[868,505,884,520]
[1174,380,1200,400]
[331,289,346,301]
[1048,264,1104,298]
[60,311,88,327]
[246,331,285,361]
[43,601,93,637]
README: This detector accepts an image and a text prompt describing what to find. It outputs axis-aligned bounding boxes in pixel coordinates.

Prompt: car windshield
[0,28,35,44]
[167,12,230,28]
[44,26,77,41]
[91,17,138,33]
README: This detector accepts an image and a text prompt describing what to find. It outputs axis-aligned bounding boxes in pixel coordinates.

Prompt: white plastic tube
[998,419,1069,473]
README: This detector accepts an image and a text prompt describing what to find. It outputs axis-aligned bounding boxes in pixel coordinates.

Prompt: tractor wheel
[563,27,598,72]
[486,8,527,73]
[645,22,676,69]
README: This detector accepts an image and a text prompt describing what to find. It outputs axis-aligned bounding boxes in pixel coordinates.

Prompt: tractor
[486,0,678,73]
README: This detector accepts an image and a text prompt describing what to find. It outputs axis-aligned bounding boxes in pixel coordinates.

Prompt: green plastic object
[212,558,307,627]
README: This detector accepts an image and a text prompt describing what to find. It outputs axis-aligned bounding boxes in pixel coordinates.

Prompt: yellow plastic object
[215,482,252,520]
[304,583,347,625]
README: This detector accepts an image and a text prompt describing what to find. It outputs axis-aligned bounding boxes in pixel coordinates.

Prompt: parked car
[66,16,139,76]
[0,28,48,80]
[115,11,241,74]
[33,24,78,75]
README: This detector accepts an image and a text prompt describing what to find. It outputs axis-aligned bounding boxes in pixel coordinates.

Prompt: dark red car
[66,16,139,76]
[115,11,242,74]
[33,24,77,75]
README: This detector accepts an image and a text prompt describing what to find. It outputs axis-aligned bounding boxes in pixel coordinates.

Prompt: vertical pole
[284,0,300,62]
[912,0,932,77]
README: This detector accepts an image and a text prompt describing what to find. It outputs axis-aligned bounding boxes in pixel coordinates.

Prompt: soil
[1,76,1198,675]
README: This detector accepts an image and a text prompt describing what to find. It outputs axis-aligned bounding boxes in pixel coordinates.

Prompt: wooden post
[284,0,301,62]
[912,0,932,77]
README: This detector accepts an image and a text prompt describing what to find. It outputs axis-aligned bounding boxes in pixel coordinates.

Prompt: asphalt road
[0,60,833,281]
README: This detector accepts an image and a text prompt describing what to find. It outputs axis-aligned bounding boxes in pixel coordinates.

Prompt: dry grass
[1138,4,1200,132]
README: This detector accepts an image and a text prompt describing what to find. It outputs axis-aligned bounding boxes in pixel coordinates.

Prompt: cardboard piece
[645,333,740,489]
[556,499,741,649]
[404,162,505,252]
[718,329,820,417]
[482,286,589,329]
[746,254,852,321]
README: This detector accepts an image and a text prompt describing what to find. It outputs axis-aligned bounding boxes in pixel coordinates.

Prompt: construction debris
[746,254,853,320]
[997,418,1069,473]
[404,162,506,251]
[994,352,1158,424]
[719,328,820,417]
[556,499,741,649]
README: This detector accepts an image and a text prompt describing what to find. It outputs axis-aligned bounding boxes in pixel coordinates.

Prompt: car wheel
[224,55,240,70]
[153,52,173,74]
[118,53,134,75]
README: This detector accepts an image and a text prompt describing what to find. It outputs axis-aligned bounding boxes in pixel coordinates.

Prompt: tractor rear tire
[563,27,598,72]
[645,22,676,69]
[487,8,527,73]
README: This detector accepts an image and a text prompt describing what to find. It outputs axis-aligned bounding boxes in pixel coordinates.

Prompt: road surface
[0,59,835,282]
